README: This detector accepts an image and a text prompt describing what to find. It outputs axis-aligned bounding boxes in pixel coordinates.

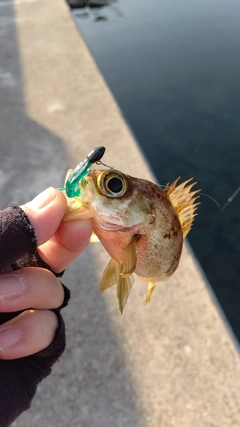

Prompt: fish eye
[99,171,128,197]
[107,177,123,193]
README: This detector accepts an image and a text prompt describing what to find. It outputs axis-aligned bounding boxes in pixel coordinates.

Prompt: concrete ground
[1,0,240,426]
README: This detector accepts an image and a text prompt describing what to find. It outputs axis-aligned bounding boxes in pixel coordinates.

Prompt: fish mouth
[94,215,125,231]
[97,222,125,231]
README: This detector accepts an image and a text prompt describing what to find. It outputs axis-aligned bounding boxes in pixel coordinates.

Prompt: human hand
[0,188,92,360]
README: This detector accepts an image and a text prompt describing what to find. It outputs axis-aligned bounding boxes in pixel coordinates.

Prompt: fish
[63,168,200,313]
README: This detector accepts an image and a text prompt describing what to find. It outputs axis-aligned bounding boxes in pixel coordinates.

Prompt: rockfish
[64,168,199,313]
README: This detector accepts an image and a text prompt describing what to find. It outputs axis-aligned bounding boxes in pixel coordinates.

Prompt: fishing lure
[59,146,106,198]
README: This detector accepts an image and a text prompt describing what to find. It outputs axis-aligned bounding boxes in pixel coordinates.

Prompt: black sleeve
[0,204,70,427]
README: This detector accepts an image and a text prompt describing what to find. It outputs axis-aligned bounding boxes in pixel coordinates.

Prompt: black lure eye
[107,177,123,193]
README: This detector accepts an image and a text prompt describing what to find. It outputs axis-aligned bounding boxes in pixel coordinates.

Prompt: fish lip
[94,216,141,233]
[96,220,125,231]
[94,212,125,231]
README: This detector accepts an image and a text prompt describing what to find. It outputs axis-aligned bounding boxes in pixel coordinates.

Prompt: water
[72,0,240,341]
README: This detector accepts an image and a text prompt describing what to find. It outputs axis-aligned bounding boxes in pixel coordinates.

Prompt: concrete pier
[1,0,239,426]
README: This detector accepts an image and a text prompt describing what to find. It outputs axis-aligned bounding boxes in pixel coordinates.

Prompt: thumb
[21,188,67,246]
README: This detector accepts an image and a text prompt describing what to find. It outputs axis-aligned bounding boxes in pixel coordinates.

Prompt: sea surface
[72,0,240,342]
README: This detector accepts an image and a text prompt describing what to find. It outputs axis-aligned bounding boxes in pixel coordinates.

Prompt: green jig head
[61,146,106,198]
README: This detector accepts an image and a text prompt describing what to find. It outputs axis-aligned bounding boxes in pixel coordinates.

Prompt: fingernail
[0,275,25,301]
[0,328,21,350]
[27,187,57,210]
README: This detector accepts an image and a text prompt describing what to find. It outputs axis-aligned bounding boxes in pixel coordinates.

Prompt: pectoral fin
[116,236,137,313]
[117,274,134,314]
[121,235,138,275]
[100,236,138,313]
[100,258,119,292]
[144,281,157,306]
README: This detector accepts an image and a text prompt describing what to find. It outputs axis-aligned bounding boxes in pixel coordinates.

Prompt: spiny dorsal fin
[165,177,200,238]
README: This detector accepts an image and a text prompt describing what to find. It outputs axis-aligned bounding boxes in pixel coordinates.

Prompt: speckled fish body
[64,169,199,312]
